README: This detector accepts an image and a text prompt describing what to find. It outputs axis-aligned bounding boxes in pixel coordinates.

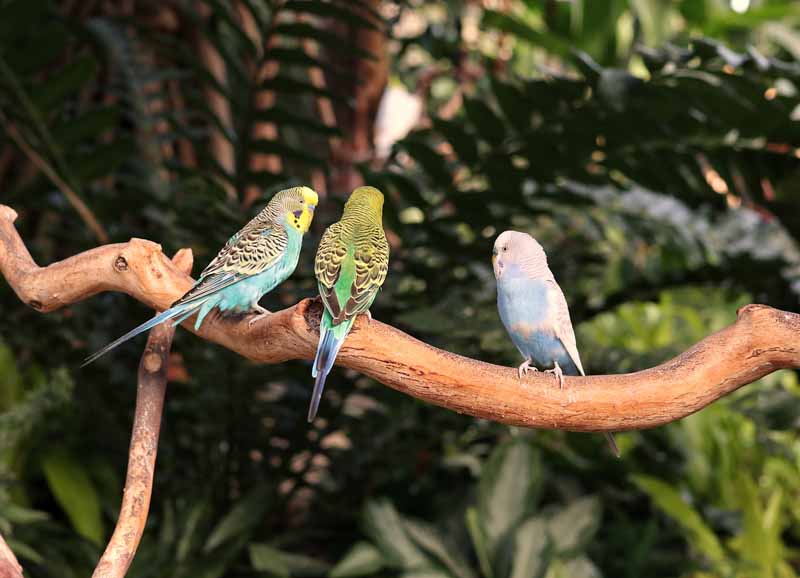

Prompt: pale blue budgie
[493,230,619,456]
[82,186,319,365]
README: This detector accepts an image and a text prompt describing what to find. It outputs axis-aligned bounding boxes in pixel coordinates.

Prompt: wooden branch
[1,204,799,432]
[0,533,23,578]
[90,249,190,577]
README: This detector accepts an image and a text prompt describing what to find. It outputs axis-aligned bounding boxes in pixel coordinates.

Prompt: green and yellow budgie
[82,186,318,365]
[309,186,390,422]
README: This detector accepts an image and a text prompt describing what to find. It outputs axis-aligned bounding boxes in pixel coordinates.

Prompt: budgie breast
[496,269,580,375]
[216,223,303,314]
[497,268,549,332]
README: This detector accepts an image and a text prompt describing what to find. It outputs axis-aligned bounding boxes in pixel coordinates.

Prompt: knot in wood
[143,352,162,373]
[29,300,43,311]
[114,256,129,272]
[301,298,323,332]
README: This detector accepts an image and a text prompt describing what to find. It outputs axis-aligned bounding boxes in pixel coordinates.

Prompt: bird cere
[80,185,607,446]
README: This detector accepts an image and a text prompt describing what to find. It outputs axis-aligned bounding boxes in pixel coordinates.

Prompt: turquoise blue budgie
[82,186,319,365]
[492,231,619,457]
[308,186,390,422]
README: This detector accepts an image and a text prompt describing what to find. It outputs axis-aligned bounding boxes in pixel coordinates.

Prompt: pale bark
[91,250,191,578]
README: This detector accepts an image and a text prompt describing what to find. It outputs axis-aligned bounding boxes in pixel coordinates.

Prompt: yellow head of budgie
[276,186,318,233]
[343,186,384,218]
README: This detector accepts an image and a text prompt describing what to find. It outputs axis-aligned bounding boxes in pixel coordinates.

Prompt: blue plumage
[308,310,352,421]
[493,230,619,457]
[497,269,580,375]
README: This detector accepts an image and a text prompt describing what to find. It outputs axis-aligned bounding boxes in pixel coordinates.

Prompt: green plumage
[309,186,390,422]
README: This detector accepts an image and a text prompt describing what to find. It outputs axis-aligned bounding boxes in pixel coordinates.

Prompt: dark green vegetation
[1,1,799,577]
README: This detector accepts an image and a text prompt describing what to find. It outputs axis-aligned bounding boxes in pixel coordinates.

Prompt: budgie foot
[517,359,537,380]
[247,305,271,329]
[544,361,564,389]
[366,310,372,324]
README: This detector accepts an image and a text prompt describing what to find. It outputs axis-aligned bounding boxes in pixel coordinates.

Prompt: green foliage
[126,483,323,578]
[476,438,541,559]
[334,438,604,578]
[632,476,729,571]
[0,342,98,574]
[40,448,104,545]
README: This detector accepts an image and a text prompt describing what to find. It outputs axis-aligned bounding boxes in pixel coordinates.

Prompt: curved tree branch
[1,204,798,432]
[91,249,191,578]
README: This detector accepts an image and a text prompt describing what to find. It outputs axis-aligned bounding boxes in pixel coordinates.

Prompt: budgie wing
[314,223,389,323]
[175,223,287,306]
[342,229,389,319]
[548,281,586,376]
[315,222,349,319]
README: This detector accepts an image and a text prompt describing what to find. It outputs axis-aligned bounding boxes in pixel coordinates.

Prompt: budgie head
[492,230,551,280]
[269,186,318,233]
[344,186,384,218]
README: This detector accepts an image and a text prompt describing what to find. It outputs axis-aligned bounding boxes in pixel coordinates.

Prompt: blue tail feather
[307,326,346,422]
[171,307,198,327]
[193,298,220,331]
[311,326,325,379]
[81,303,196,367]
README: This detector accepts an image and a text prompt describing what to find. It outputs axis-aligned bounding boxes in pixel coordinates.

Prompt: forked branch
[91,249,192,578]
[1,204,799,433]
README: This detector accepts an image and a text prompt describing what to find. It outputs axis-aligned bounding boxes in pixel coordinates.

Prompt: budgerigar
[308,186,389,422]
[492,231,619,457]
[82,186,318,365]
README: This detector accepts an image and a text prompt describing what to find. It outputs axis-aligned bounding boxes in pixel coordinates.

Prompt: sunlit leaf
[509,516,549,578]
[547,496,602,556]
[477,439,541,556]
[40,448,104,545]
[203,485,271,552]
[363,499,428,569]
[330,542,385,578]
[632,475,728,571]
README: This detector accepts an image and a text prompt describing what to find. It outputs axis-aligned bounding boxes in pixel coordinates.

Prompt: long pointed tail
[308,321,348,422]
[81,304,194,367]
[604,432,620,458]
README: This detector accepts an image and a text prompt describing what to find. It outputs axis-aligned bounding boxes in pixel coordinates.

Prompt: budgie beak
[291,202,316,233]
[492,253,503,278]
[298,207,315,233]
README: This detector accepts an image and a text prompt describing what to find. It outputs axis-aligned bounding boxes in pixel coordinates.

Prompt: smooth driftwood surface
[91,250,191,578]
[1,204,799,433]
